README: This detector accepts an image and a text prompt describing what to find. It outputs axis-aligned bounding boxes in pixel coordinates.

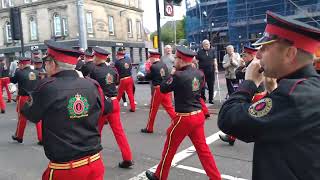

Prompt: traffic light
[9,7,22,40]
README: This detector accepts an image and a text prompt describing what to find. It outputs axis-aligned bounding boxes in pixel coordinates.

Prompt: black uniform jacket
[114,57,132,78]
[81,61,96,77]
[90,63,119,97]
[145,61,169,86]
[10,66,39,96]
[218,65,320,180]
[160,65,204,113]
[21,70,110,163]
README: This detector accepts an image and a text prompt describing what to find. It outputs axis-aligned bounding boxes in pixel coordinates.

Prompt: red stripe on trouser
[117,77,135,111]
[154,112,221,180]
[99,99,133,161]
[42,158,105,180]
[15,96,42,141]
[146,87,176,131]
[199,98,209,116]
[1,77,11,101]
[0,80,5,110]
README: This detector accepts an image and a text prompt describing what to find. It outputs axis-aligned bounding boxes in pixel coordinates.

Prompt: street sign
[164,2,174,17]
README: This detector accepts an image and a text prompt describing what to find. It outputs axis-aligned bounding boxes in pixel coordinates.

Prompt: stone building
[0,0,147,63]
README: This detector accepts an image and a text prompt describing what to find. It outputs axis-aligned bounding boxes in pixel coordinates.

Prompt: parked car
[136,63,149,84]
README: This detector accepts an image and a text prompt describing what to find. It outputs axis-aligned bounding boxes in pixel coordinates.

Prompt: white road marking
[175,165,248,180]
[128,131,222,180]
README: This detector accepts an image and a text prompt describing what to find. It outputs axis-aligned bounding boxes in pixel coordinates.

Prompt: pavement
[0,72,253,180]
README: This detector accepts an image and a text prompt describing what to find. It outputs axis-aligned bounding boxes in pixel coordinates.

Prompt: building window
[53,13,62,37]
[62,18,68,36]
[2,0,13,8]
[108,16,114,35]
[136,21,141,38]
[5,21,12,43]
[86,12,93,34]
[29,17,38,41]
[127,19,132,37]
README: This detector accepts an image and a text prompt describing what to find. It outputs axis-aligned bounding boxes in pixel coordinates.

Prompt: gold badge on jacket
[124,63,129,69]
[28,72,36,80]
[105,73,113,84]
[160,68,165,77]
[192,77,200,92]
[248,98,272,118]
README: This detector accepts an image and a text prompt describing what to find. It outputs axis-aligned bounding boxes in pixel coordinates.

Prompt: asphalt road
[0,73,253,180]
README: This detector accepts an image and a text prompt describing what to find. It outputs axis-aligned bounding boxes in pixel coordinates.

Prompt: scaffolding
[186,0,320,54]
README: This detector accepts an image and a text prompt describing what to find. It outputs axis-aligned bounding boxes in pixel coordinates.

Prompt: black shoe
[219,134,235,146]
[141,128,153,134]
[146,170,159,180]
[205,114,210,119]
[129,109,135,112]
[7,100,11,103]
[37,141,43,146]
[12,135,23,143]
[118,160,134,169]
[209,100,214,104]
[1,110,5,114]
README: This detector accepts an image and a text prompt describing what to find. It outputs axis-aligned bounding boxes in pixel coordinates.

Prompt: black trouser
[122,84,136,102]
[200,69,215,101]
[226,78,238,95]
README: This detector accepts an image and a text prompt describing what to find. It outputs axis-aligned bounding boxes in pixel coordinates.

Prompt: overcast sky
[142,0,186,32]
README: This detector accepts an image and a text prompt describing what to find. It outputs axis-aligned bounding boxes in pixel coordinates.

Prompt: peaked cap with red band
[242,46,258,55]
[43,40,83,65]
[149,50,161,59]
[253,11,320,54]
[18,57,32,65]
[176,46,196,62]
[93,47,110,60]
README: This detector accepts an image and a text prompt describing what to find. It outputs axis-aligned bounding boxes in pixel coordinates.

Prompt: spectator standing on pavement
[222,45,240,97]
[196,39,218,104]
[9,59,18,77]
[218,11,320,180]
[161,45,175,72]
[21,40,110,179]
[145,46,221,180]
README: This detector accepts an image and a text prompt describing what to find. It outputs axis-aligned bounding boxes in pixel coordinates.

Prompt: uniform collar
[180,65,192,71]
[279,64,319,80]
[51,70,79,78]
[152,60,160,64]
[97,62,107,67]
